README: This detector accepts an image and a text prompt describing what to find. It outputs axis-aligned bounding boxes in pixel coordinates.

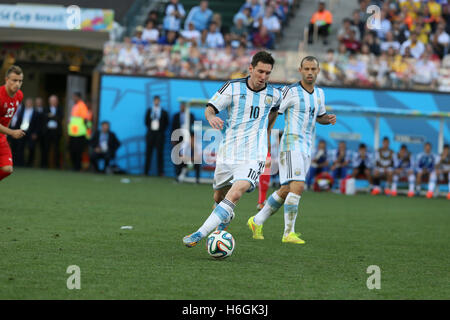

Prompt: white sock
[254,191,284,225]
[198,199,235,236]
[408,174,415,193]
[392,175,398,192]
[428,171,437,192]
[284,192,301,236]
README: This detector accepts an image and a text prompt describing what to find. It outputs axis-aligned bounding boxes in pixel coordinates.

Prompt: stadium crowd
[102,0,450,91]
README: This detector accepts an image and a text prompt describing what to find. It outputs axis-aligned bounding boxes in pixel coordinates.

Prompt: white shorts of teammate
[213,160,265,192]
[374,166,394,174]
[279,150,311,185]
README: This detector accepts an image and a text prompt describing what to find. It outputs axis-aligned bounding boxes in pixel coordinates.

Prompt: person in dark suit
[144,95,169,176]
[89,121,121,173]
[41,95,63,169]
[171,102,200,183]
[13,97,42,167]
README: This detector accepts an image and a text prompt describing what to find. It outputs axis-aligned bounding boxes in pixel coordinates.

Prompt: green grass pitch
[0,168,448,299]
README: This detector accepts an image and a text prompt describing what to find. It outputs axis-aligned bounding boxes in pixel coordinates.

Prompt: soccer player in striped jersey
[415,142,439,198]
[436,144,450,200]
[183,51,282,248]
[391,144,416,197]
[248,56,336,244]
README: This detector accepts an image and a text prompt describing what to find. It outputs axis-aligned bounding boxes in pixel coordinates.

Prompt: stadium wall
[99,74,450,176]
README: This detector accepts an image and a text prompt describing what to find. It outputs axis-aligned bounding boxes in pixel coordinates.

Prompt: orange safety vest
[310,10,333,25]
[68,100,89,137]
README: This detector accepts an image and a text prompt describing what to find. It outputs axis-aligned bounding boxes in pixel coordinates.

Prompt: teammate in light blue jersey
[415,142,439,198]
[248,56,337,244]
[183,51,282,248]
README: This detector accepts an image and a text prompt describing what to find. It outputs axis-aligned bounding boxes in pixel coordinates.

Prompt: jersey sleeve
[279,86,293,114]
[271,87,282,112]
[207,81,232,113]
[317,88,327,117]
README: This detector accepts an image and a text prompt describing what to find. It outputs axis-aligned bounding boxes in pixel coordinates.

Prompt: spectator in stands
[424,43,441,63]
[320,49,343,85]
[376,10,392,41]
[336,43,350,71]
[352,143,374,191]
[184,0,213,31]
[308,1,333,45]
[118,37,141,72]
[163,0,185,32]
[357,0,370,24]
[41,94,63,169]
[411,15,432,45]
[344,53,369,86]
[240,0,263,20]
[391,20,408,44]
[197,29,209,49]
[342,29,361,53]
[205,22,225,48]
[427,0,442,31]
[412,53,439,89]
[431,21,449,59]
[389,53,412,89]
[132,26,149,46]
[261,6,281,35]
[330,141,353,181]
[352,9,365,40]
[338,18,361,43]
[230,17,249,48]
[146,10,159,26]
[400,31,425,59]
[89,121,121,173]
[380,31,401,53]
[158,30,178,45]
[252,25,274,49]
[362,31,381,56]
[234,6,253,29]
[142,20,160,43]
[181,22,202,45]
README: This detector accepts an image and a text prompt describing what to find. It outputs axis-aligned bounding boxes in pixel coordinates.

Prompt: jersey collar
[299,81,314,94]
[246,76,267,93]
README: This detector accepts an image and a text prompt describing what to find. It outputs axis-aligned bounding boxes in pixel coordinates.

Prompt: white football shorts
[213,160,265,192]
[279,150,311,185]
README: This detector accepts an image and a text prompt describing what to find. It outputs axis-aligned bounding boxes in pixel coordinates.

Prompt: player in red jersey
[0,65,25,181]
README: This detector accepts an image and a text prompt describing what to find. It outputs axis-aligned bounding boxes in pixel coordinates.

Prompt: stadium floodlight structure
[179,98,449,154]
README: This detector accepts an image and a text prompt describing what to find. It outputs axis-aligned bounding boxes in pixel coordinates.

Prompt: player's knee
[277,186,290,199]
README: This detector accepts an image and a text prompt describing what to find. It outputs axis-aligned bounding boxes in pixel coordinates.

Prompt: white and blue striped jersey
[279,82,327,157]
[208,77,282,163]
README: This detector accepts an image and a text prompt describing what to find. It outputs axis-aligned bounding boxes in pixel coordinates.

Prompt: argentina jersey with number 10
[208,77,282,164]
[279,82,327,157]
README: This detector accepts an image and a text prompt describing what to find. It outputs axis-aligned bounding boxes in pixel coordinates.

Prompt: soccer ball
[206,230,235,259]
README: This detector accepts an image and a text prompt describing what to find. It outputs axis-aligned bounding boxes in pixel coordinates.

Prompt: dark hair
[400,144,407,149]
[154,95,160,100]
[6,65,23,77]
[444,144,449,149]
[73,92,82,98]
[359,143,366,149]
[383,136,389,141]
[300,56,319,68]
[251,51,275,68]
[101,121,110,126]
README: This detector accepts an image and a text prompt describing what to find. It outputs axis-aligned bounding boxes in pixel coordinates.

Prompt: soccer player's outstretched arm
[205,105,223,130]
[0,123,25,139]
[316,89,336,125]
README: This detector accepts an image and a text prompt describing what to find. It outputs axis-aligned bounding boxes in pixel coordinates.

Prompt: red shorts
[0,137,13,167]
